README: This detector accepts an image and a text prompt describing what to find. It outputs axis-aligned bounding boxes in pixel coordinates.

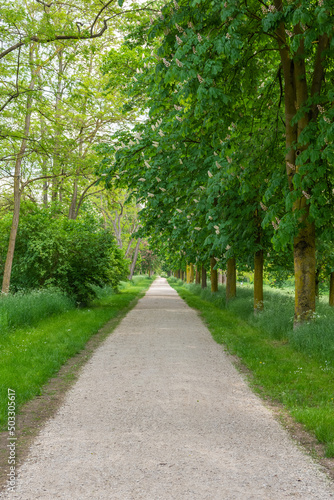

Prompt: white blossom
[163,58,171,67]
[159,187,166,192]
[176,208,182,213]
[194,227,201,231]
[197,74,204,83]
[197,33,202,42]
[179,159,183,164]
[144,160,151,168]
[302,190,311,199]
[152,141,159,147]
[156,177,161,182]
[147,193,154,197]
[216,161,222,169]
[194,199,199,203]
[176,35,182,45]
[176,58,183,67]
[208,170,213,177]
[139,178,146,182]
[158,130,165,137]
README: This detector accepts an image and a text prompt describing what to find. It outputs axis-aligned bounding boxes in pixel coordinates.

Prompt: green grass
[0,288,74,333]
[169,279,334,458]
[0,275,153,429]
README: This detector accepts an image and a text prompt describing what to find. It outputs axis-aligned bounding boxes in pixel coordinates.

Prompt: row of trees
[98,0,334,326]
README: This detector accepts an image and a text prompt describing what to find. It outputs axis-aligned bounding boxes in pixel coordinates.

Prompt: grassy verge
[0,276,153,429]
[169,279,334,458]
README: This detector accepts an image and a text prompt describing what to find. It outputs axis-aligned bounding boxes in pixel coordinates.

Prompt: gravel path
[2,277,334,499]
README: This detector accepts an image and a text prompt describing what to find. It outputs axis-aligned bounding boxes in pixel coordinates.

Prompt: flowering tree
[99,0,334,325]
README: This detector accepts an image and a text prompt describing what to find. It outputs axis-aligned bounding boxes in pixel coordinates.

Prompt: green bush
[0,288,73,334]
[0,206,129,303]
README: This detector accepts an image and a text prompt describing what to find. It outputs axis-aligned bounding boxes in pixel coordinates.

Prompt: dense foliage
[98,0,334,323]
[0,205,128,303]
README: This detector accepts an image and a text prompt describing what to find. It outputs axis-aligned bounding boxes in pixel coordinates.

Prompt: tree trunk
[195,267,200,284]
[2,52,37,294]
[221,273,226,285]
[210,257,218,293]
[293,221,316,325]
[254,250,264,313]
[201,266,207,289]
[226,257,236,302]
[189,263,194,283]
[329,272,334,307]
[128,238,141,280]
[68,179,78,219]
[273,5,328,324]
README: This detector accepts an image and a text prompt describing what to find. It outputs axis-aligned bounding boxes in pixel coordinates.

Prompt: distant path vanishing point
[1,277,333,499]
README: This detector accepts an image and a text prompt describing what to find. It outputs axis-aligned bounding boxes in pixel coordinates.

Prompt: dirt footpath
[2,278,333,499]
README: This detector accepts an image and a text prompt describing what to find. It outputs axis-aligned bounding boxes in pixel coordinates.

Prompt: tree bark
[254,250,264,313]
[210,257,218,293]
[293,222,316,324]
[226,257,236,302]
[195,267,200,284]
[273,2,328,325]
[68,179,78,219]
[329,272,334,307]
[201,266,207,289]
[128,238,141,280]
[189,263,194,283]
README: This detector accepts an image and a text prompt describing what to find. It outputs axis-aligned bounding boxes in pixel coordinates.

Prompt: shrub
[0,206,129,303]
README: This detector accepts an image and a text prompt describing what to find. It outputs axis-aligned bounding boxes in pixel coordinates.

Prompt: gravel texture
[2,277,334,499]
